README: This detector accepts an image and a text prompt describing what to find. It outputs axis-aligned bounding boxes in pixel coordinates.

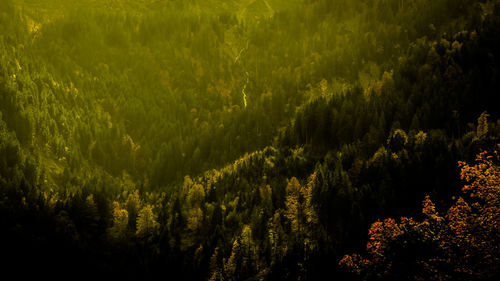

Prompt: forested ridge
[0,0,499,280]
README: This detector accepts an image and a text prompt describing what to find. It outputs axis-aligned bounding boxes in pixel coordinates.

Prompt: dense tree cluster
[340,149,500,280]
[1,0,499,280]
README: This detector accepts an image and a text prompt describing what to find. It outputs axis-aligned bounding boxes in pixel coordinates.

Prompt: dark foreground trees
[340,149,500,280]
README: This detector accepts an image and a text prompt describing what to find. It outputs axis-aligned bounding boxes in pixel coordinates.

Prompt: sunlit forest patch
[0,0,499,280]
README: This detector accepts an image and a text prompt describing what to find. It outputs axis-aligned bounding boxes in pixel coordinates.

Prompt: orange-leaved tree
[339,147,500,281]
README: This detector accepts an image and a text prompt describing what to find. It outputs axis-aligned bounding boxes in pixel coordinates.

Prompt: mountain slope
[1,0,499,280]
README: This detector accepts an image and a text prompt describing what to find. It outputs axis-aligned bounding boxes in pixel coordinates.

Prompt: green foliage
[0,115,23,183]
[387,129,408,152]
[477,111,490,139]
[1,0,499,280]
[136,204,159,237]
[109,201,129,240]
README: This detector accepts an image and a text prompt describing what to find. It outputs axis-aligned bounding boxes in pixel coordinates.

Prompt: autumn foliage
[340,147,500,280]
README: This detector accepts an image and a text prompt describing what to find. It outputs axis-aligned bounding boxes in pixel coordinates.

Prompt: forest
[0,0,499,280]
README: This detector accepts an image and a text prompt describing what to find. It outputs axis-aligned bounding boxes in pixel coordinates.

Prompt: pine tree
[477,111,489,139]
[136,204,159,237]
[109,201,129,240]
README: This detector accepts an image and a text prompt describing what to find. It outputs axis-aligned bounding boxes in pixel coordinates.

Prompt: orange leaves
[423,195,444,223]
[339,254,371,275]
[459,150,500,204]
[446,197,471,233]
[340,148,500,280]
[422,196,436,216]
[451,149,500,279]
[366,218,403,257]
